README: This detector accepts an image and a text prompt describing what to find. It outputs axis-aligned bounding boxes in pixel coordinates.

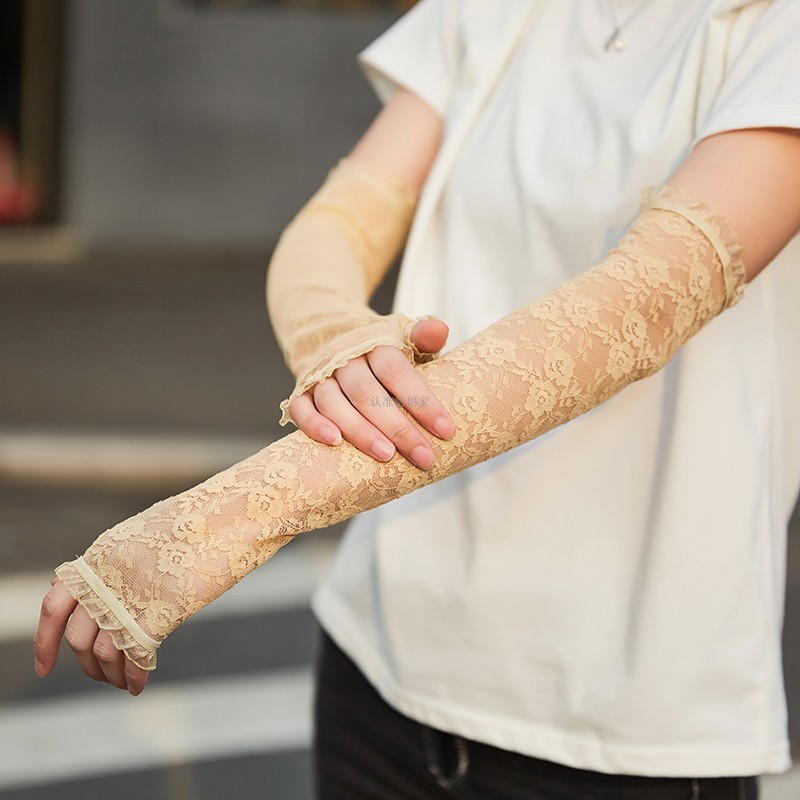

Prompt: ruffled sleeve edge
[55,557,159,671]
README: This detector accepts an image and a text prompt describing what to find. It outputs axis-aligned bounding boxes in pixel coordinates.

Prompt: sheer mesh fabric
[55,186,747,670]
[266,159,437,427]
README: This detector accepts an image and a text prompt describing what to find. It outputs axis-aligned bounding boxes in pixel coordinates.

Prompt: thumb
[409,317,449,355]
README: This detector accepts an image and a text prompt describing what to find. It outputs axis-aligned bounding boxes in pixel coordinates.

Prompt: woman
[36,1,800,797]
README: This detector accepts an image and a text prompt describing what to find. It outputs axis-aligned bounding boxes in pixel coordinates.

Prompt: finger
[64,604,107,683]
[366,346,455,440]
[334,355,438,469]
[409,318,449,354]
[289,391,342,446]
[34,579,78,677]
[92,629,129,690]
[312,371,397,463]
[125,658,150,697]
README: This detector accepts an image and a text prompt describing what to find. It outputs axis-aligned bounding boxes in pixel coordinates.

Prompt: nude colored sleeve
[54,185,747,671]
[266,159,439,427]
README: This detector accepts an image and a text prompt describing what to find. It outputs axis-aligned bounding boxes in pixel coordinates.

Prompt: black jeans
[313,629,759,800]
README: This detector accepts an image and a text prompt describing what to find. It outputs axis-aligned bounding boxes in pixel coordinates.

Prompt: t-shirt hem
[312,584,793,779]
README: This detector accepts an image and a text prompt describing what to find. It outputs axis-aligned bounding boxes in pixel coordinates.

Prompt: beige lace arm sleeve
[266,159,437,427]
[55,185,747,671]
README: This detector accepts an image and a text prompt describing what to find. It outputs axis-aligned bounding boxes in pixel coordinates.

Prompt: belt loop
[420,725,470,790]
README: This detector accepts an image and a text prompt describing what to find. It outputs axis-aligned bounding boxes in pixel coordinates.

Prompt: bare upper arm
[346,98,800,282]
[668,128,800,282]
[347,87,444,193]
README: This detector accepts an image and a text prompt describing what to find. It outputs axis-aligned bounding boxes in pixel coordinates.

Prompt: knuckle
[370,353,407,385]
[313,388,338,415]
[39,592,59,619]
[348,380,375,406]
[64,624,88,652]
[388,424,418,446]
[412,401,437,420]
[125,662,142,682]
[288,395,306,417]
[93,637,118,663]
[126,672,146,694]
[350,419,378,445]
[313,377,339,403]
[294,415,316,436]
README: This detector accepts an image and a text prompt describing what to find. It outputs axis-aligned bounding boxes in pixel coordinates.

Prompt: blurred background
[0,1,798,798]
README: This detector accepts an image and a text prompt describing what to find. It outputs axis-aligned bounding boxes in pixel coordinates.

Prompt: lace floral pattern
[55,185,747,670]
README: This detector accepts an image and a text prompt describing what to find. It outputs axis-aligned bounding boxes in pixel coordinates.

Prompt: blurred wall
[61,0,398,248]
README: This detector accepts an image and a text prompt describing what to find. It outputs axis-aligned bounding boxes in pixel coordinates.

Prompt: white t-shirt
[311,0,800,778]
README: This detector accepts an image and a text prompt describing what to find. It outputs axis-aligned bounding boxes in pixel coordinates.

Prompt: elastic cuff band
[640,185,747,309]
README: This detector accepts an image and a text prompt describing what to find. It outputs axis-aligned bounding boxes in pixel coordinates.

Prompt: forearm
[267,87,441,379]
[266,160,432,424]
[56,184,746,670]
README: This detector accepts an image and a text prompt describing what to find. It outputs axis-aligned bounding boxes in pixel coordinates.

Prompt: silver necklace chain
[604,0,649,52]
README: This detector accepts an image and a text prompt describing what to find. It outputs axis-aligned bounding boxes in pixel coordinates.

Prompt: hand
[34,576,149,696]
[289,317,455,469]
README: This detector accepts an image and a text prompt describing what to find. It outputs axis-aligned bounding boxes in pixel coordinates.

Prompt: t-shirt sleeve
[357,0,462,117]
[694,0,800,144]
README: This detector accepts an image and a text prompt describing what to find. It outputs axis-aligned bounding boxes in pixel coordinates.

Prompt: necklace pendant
[605,26,624,52]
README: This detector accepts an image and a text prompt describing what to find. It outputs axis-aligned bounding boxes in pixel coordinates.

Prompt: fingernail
[411,445,434,470]
[34,659,46,678]
[320,425,341,445]
[432,416,455,438]
[128,687,142,697]
[371,440,395,461]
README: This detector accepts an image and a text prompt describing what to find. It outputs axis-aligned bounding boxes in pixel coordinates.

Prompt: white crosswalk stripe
[0,430,264,488]
[0,533,335,791]
[0,668,313,791]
